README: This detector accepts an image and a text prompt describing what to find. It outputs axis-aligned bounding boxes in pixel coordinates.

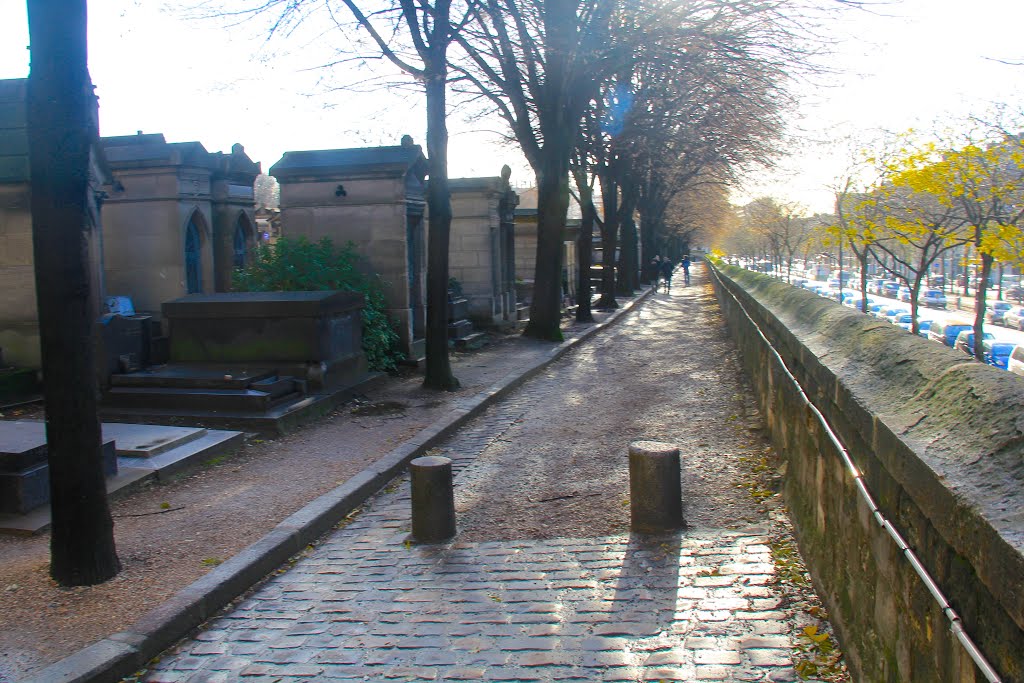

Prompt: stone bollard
[410,455,456,543]
[628,441,684,533]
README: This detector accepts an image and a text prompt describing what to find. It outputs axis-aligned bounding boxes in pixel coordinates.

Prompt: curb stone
[22,290,652,683]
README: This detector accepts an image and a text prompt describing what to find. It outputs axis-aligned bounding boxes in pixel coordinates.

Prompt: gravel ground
[0,265,847,682]
[447,281,769,542]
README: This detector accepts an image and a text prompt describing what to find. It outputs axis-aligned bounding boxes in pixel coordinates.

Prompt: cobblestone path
[140,267,830,682]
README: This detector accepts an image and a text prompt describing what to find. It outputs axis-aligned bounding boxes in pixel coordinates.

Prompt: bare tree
[26,0,121,586]
[451,0,619,339]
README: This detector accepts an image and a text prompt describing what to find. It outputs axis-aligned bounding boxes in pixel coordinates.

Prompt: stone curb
[22,291,651,683]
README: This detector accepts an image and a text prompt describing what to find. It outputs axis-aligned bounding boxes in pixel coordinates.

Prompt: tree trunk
[27,0,121,586]
[595,173,619,309]
[617,215,638,295]
[973,251,994,361]
[421,64,459,390]
[575,184,595,322]
[524,149,571,341]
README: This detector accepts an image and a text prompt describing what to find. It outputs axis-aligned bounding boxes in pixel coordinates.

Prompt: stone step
[111,365,277,390]
[250,375,303,399]
[105,386,293,413]
[447,319,474,339]
[453,332,491,351]
[101,423,209,458]
[516,304,530,321]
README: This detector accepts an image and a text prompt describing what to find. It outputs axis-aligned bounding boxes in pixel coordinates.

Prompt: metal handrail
[707,262,1002,683]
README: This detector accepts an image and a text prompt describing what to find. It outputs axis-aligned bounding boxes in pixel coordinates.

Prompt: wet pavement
[137,265,832,683]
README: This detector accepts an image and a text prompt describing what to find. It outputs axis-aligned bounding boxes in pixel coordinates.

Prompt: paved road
[138,265,833,683]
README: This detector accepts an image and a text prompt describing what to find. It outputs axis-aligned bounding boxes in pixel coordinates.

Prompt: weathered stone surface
[712,263,1024,683]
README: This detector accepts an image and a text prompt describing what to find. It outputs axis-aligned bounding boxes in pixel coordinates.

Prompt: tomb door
[185,217,203,294]
[233,216,248,269]
[499,195,517,319]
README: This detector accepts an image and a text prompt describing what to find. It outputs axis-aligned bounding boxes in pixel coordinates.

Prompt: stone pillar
[410,455,456,543]
[628,441,684,533]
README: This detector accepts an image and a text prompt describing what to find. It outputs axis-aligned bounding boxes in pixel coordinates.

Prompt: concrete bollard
[628,441,684,533]
[410,455,456,543]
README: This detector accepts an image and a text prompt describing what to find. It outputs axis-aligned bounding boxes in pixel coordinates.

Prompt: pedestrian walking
[659,256,675,291]
[651,255,664,291]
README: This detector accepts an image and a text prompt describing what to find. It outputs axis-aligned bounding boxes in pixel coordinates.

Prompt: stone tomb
[0,420,243,534]
[102,291,370,432]
[448,173,519,327]
[270,139,428,360]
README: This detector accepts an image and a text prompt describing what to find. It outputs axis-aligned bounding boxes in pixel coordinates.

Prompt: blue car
[984,341,1017,370]
[917,320,933,337]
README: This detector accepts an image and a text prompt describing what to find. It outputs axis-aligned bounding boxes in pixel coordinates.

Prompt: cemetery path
[0,263,848,682]
[0,283,648,681]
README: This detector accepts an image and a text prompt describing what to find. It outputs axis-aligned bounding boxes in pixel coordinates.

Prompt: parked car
[894,313,915,331]
[921,289,947,309]
[845,295,875,311]
[917,320,933,337]
[928,318,975,347]
[1005,286,1024,303]
[1003,306,1024,331]
[1008,345,1024,377]
[953,330,995,355]
[927,275,946,288]
[881,281,901,298]
[984,341,1017,370]
[897,286,912,303]
[884,306,910,323]
[870,279,890,296]
[867,302,888,316]
[985,301,1014,325]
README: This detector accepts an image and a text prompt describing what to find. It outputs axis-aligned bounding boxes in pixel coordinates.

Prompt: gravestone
[0,425,116,515]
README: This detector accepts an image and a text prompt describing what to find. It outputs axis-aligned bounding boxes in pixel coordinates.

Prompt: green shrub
[233,237,403,371]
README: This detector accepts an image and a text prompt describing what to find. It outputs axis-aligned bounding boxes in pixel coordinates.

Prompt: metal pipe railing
[707,262,1002,683]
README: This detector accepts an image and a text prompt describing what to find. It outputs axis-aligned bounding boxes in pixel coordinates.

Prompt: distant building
[448,173,519,325]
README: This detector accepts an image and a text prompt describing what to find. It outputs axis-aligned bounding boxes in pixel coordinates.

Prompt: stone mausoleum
[99,132,262,313]
[448,170,519,326]
[271,138,428,359]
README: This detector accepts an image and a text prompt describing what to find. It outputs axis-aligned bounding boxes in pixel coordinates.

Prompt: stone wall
[710,262,1024,682]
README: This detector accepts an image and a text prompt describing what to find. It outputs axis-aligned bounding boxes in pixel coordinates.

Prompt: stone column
[410,455,456,543]
[628,441,684,533]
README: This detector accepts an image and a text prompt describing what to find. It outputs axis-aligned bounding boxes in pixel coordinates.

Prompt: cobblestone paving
[145,497,796,682]
[141,271,819,683]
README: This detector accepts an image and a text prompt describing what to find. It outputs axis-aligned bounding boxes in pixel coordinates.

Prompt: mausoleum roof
[100,133,260,179]
[0,78,111,186]
[270,144,427,181]
[448,177,504,192]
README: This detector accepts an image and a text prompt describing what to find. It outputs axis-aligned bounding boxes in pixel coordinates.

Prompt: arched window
[185,216,203,294]
[233,215,249,270]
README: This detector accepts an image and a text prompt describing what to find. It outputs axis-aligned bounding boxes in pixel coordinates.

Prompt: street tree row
[717,119,1024,361]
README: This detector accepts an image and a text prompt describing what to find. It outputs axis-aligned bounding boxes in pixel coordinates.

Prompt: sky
[3,0,1024,214]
